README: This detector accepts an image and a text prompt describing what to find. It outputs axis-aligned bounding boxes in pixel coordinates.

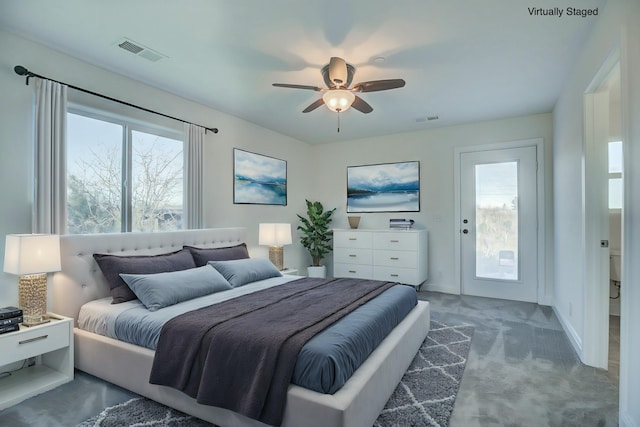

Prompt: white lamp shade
[4,234,61,275]
[322,90,355,112]
[259,223,292,246]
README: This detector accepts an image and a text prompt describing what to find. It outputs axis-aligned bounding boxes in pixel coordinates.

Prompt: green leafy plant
[297,199,336,266]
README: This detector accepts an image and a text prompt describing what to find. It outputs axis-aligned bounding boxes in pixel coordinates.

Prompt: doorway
[458,144,539,302]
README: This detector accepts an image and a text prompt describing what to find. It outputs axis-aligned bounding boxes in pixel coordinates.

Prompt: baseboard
[538,294,554,306]
[552,305,584,361]
[421,283,459,294]
[620,412,639,427]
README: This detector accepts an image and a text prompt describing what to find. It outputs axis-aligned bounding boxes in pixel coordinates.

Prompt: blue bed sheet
[80,277,417,394]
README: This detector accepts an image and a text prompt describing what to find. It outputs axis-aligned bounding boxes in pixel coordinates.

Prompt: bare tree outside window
[131,130,183,232]
[67,112,183,234]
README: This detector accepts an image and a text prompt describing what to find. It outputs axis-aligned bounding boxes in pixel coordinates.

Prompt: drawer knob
[349,254,357,257]
[19,335,48,345]
[348,238,357,241]
[390,257,399,260]
[349,270,357,273]
[390,274,399,277]
[390,239,399,243]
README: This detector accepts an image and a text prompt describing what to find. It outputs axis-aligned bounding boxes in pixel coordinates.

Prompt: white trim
[581,90,611,369]
[618,22,634,427]
[553,305,583,359]
[620,413,638,427]
[425,283,459,295]
[581,47,620,370]
[454,138,546,303]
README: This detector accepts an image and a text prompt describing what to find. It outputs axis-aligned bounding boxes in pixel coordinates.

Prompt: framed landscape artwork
[233,148,287,205]
[347,161,420,212]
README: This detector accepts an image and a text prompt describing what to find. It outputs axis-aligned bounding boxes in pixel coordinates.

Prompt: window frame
[67,103,185,233]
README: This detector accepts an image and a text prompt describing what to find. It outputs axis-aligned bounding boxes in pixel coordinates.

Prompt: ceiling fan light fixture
[322,90,355,112]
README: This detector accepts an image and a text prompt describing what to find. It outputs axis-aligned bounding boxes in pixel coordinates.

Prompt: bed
[51,228,430,427]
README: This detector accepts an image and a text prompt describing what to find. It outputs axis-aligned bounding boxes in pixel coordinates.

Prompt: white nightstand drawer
[334,263,373,279]
[334,231,372,249]
[0,320,70,366]
[334,248,373,265]
[373,232,418,251]
[374,266,420,285]
[374,250,418,269]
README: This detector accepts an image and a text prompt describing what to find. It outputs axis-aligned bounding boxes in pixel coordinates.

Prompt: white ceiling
[0,0,605,144]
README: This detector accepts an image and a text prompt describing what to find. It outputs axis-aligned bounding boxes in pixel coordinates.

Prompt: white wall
[0,29,313,307]
[310,113,554,299]
[552,0,640,425]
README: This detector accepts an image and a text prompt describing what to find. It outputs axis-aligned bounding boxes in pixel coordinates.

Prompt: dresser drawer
[334,248,373,265]
[373,250,418,269]
[373,232,419,251]
[0,320,70,366]
[334,231,372,249]
[334,263,373,279]
[374,266,420,285]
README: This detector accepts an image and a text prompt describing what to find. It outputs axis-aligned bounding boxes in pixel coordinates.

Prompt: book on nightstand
[0,306,23,334]
[0,323,19,334]
[0,306,23,320]
[0,316,23,326]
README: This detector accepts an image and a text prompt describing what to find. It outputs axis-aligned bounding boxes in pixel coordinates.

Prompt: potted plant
[297,199,336,278]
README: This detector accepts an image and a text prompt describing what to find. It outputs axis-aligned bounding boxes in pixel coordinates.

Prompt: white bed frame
[51,228,430,427]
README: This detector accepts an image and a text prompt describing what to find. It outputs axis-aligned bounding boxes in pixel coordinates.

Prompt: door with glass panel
[460,146,538,302]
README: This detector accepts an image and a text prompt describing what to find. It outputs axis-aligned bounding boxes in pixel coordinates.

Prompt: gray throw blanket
[149,277,395,426]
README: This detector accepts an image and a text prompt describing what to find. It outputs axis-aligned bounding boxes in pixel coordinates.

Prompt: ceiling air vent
[116,38,167,62]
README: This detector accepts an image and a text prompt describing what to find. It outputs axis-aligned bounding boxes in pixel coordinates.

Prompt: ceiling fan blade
[302,98,325,113]
[272,83,323,91]
[352,79,406,92]
[351,96,373,114]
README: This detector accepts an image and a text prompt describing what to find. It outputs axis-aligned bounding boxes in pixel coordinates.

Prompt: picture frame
[347,161,420,212]
[233,148,287,205]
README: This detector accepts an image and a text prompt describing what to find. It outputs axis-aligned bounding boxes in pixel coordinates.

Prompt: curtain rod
[14,65,219,134]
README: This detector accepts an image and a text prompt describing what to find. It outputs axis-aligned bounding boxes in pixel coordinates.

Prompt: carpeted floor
[0,292,619,426]
[77,320,473,427]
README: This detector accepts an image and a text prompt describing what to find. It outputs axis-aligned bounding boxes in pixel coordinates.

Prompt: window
[608,141,622,210]
[67,110,184,234]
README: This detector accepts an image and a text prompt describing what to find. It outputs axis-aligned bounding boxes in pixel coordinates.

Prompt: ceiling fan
[272,57,405,114]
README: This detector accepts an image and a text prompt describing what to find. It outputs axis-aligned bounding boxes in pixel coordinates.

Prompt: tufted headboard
[51,228,247,323]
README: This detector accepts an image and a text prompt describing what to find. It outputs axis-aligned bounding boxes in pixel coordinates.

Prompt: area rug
[77,320,473,427]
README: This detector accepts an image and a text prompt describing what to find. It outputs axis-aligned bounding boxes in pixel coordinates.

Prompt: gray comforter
[149,277,395,426]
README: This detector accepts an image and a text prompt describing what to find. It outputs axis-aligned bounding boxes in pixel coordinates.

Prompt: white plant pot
[307,265,327,278]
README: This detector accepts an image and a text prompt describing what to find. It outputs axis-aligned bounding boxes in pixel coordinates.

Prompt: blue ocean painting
[347,161,419,212]
[234,149,287,205]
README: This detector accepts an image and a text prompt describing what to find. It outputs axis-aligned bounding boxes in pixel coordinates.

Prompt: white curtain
[184,123,205,229]
[33,78,67,234]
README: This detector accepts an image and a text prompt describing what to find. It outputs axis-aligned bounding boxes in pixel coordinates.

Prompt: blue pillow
[120,265,232,311]
[208,258,282,288]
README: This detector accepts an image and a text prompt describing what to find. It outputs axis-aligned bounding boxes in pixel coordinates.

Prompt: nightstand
[0,313,74,410]
[281,268,299,275]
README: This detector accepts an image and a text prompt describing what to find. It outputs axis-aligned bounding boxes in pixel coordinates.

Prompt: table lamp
[259,223,292,271]
[3,234,61,326]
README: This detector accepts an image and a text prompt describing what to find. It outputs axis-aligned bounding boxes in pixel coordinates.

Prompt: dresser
[333,229,428,288]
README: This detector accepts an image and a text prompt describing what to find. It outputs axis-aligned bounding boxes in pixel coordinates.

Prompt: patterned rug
[78,320,473,427]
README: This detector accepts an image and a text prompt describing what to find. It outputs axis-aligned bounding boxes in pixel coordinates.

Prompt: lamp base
[18,273,49,327]
[21,318,51,327]
[268,246,284,271]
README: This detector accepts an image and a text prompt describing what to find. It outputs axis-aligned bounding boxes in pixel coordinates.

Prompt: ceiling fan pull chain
[337,110,341,133]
